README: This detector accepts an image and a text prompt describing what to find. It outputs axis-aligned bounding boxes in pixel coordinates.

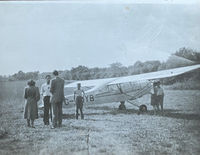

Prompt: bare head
[45,75,51,84]
[77,83,81,90]
[53,70,59,77]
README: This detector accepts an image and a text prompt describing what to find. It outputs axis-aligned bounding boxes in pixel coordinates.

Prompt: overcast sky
[0,1,200,75]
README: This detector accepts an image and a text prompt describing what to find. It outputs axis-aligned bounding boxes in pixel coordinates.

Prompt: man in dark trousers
[41,75,52,125]
[74,83,85,120]
[50,70,65,128]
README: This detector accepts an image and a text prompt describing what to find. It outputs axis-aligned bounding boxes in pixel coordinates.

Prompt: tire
[139,104,147,113]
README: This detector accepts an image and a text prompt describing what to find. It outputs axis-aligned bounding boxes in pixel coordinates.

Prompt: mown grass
[0,80,200,155]
[0,80,71,138]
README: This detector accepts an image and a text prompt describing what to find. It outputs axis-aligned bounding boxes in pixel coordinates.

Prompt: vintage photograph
[0,0,200,154]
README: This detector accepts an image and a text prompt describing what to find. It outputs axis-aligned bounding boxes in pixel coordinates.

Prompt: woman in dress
[24,80,40,128]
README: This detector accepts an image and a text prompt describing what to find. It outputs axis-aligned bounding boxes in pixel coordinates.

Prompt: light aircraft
[64,64,200,112]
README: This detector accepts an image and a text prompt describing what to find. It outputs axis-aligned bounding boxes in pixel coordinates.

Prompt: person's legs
[46,96,51,125]
[27,119,30,127]
[58,102,63,127]
[76,103,79,119]
[52,102,58,128]
[151,94,157,114]
[31,119,35,128]
[156,103,160,111]
[76,97,82,119]
[155,96,160,111]
[153,105,157,115]
[43,96,48,125]
[160,95,164,112]
[80,103,84,119]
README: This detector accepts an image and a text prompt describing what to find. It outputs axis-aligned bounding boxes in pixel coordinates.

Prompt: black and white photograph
[0,0,200,154]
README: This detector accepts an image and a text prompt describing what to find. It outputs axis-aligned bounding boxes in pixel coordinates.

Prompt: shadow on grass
[112,108,200,121]
[72,106,200,121]
[40,105,200,121]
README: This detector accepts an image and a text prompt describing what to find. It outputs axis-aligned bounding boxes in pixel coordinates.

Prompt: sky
[0,0,200,75]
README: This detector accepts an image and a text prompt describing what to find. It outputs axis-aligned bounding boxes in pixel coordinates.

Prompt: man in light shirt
[41,75,52,125]
[74,83,85,120]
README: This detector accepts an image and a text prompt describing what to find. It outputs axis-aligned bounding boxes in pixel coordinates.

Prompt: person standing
[50,70,65,128]
[24,80,40,128]
[74,83,85,120]
[156,81,164,113]
[150,82,159,115]
[41,75,52,125]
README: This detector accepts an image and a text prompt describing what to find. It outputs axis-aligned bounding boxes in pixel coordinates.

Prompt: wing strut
[116,83,152,108]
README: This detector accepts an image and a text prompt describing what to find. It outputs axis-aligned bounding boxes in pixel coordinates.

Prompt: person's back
[25,86,36,99]
[25,86,40,102]
[50,70,65,128]
[24,80,40,128]
[51,77,65,103]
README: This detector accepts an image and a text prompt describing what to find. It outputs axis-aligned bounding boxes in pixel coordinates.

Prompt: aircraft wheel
[139,104,147,113]
[119,101,126,110]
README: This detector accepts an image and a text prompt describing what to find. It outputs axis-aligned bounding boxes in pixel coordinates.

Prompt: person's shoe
[51,126,55,129]
[31,126,35,128]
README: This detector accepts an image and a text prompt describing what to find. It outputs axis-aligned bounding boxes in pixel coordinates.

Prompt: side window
[107,85,120,93]
[97,86,109,94]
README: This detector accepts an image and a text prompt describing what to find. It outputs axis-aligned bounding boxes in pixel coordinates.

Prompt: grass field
[0,81,200,155]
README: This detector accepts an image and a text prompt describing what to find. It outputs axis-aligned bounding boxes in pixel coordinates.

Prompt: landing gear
[118,101,126,110]
[118,101,147,114]
[138,104,147,114]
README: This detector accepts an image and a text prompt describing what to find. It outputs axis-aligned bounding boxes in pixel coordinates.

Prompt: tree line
[0,47,200,82]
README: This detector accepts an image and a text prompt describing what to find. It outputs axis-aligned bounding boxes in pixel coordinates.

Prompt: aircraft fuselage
[65,80,152,105]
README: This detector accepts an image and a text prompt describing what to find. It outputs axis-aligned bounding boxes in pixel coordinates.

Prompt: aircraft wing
[65,77,117,88]
[65,64,200,90]
[108,64,200,85]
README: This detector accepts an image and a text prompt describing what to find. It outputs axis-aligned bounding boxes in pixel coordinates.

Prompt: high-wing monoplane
[64,64,200,112]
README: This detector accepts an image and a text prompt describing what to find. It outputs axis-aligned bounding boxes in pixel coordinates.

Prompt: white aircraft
[64,64,200,112]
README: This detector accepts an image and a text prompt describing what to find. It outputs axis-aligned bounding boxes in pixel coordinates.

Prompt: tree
[108,62,128,77]
[175,47,200,63]
[13,71,26,80]
[61,70,72,80]
[71,66,90,80]
[130,60,161,75]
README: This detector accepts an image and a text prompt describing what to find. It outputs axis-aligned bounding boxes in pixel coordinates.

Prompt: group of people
[23,70,85,128]
[23,70,165,128]
[150,81,165,115]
